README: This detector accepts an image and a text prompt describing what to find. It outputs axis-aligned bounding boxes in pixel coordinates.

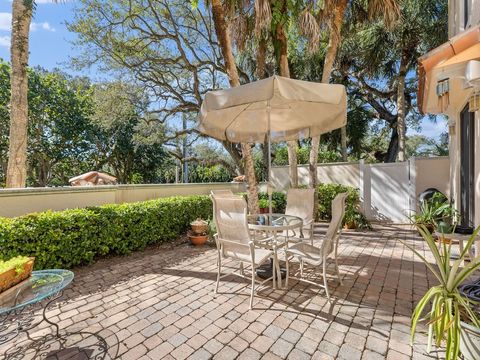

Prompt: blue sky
[0,0,447,140]
[0,0,100,78]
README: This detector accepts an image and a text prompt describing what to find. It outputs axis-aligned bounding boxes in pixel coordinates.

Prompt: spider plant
[404,225,480,360]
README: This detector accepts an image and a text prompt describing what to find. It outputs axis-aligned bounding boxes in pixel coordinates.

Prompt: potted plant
[189,218,209,246]
[0,256,35,293]
[433,196,460,244]
[343,208,357,229]
[410,200,436,233]
[404,225,480,360]
[258,199,276,214]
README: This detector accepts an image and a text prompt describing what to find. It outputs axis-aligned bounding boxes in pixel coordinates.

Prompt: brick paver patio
[4,224,446,359]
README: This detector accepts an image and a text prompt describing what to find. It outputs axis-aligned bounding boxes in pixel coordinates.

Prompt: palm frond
[254,0,271,34]
[299,8,320,53]
[366,0,401,28]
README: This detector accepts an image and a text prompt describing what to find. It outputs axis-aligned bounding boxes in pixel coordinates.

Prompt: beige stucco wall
[0,183,246,218]
[415,157,451,199]
[445,0,480,226]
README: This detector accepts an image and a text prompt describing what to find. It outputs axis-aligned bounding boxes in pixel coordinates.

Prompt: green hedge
[0,195,212,270]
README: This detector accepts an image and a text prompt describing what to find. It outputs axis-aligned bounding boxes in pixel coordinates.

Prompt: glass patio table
[0,269,74,346]
[247,213,303,282]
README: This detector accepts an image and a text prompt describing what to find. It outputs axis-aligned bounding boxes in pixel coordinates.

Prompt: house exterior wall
[449,0,480,37]
[447,0,480,226]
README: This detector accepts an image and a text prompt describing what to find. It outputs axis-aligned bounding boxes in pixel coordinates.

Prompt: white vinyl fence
[272,156,450,223]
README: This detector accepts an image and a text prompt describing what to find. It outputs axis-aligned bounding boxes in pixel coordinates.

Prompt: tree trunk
[211,0,259,213]
[6,0,32,188]
[309,0,348,217]
[386,125,399,163]
[256,38,266,80]
[275,11,298,188]
[340,126,347,161]
[221,140,244,175]
[396,53,408,162]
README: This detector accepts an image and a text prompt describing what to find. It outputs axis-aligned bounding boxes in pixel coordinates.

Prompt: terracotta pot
[344,222,356,230]
[189,234,209,246]
[259,208,268,214]
[191,223,208,235]
[0,257,35,294]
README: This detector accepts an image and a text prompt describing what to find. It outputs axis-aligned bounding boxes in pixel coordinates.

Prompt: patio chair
[211,196,277,309]
[285,188,315,244]
[285,192,348,301]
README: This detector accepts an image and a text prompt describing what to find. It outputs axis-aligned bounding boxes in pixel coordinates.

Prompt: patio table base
[256,259,287,280]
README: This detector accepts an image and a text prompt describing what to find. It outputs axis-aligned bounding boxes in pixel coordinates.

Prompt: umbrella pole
[267,100,272,214]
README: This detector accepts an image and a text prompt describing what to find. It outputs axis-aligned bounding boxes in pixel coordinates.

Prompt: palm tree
[339,0,447,162]
[6,0,62,188]
[210,0,260,213]
[228,0,299,188]
[6,0,33,187]
[307,0,400,199]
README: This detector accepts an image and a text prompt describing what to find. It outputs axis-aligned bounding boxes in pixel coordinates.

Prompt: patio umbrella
[198,75,347,212]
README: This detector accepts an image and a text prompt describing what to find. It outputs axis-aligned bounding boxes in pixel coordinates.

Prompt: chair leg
[334,256,343,285]
[300,259,304,277]
[274,254,281,289]
[239,262,244,276]
[285,253,290,288]
[322,260,331,301]
[215,253,221,294]
[250,265,255,309]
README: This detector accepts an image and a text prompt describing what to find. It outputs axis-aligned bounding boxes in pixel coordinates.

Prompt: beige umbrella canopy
[198,75,347,212]
[69,171,117,186]
[198,75,347,143]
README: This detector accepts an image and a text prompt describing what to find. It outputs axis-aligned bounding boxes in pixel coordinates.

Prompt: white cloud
[0,13,56,33]
[0,13,12,31]
[0,36,10,48]
[30,22,56,32]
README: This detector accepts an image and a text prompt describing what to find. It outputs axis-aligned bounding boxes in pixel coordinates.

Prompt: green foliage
[258,198,276,210]
[0,256,31,275]
[258,192,287,213]
[0,195,212,270]
[257,184,369,229]
[411,193,459,233]
[188,165,232,183]
[272,145,340,166]
[317,183,370,229]
[405,226,480,360]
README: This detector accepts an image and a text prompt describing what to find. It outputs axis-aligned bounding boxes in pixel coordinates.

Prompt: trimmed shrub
[258,191,287,213]
[317,183,370,229]
[0,195,212,270]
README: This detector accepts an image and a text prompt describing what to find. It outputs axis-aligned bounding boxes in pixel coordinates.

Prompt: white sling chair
[211,195,277,309]
[286,192,348,301]
[284,188,315,244]
[210,189,235,197]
